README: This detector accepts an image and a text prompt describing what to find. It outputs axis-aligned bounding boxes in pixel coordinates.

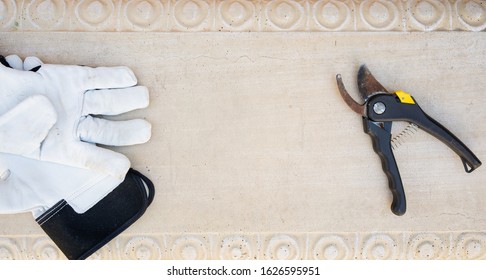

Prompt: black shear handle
[413,112,481,173]
[368,94,482,173]
[363,119,407,216]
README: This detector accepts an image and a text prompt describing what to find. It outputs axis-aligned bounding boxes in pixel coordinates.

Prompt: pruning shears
[336,65,481,215]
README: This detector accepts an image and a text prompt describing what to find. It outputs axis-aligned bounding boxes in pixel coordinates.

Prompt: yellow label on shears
[395,90,415,104]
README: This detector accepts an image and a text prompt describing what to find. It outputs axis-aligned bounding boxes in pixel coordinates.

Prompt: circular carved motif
[409,0,446,30]
[220,0,254,28]
[360,0,399,30]
[265,234,300,260]
[408,233,445,259]
[313,235,351,260]
[174,0,209,29]
[220,235,252,260]
[0,0,16,28]
[124,237,162,260]
[171,236,208,260]
[456,233,486,259]
[32,237,61,260]
[456,0,486,31]
[265,0,304,30]
[313,0,350,30]
[362,234,398,259]
[0,238,21,260]
[27,0,66,29]
[125,0,163,29]
[76,0,114,27]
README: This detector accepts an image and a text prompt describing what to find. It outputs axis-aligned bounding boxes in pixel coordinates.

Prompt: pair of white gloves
[0,55,151,218]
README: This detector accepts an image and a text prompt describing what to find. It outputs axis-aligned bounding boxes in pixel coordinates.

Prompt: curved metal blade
[357,65,389,100]
[336,74,365,116]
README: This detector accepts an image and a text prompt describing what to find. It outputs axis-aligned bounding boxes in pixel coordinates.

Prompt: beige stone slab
[0,31,486,259]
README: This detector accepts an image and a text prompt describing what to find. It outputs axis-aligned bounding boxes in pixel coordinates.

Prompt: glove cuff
[35,169,154,260]
[0,55,10,68]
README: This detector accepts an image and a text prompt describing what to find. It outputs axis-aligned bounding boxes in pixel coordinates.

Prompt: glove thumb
[0,95,57,157]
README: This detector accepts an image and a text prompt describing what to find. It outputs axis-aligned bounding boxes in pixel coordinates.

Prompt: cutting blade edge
[357,65,389,101]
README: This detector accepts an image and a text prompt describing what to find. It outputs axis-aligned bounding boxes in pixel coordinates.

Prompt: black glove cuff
[35,169,155,260]
[0,55,11,68]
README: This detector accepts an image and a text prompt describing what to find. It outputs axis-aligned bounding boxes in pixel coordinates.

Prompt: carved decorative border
[2,232,486,259]
[1,0,486,32]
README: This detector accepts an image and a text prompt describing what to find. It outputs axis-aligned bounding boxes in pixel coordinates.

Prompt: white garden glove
[0,55,151,217]
[0,55,150,179]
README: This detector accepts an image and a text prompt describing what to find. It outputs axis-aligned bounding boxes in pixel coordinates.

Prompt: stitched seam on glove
[36,200,68,225]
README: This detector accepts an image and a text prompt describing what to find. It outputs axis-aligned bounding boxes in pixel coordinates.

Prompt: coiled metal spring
[391,123,419,150]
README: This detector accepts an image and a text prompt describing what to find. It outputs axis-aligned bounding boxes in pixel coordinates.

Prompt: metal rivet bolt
[373,102,386,115]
